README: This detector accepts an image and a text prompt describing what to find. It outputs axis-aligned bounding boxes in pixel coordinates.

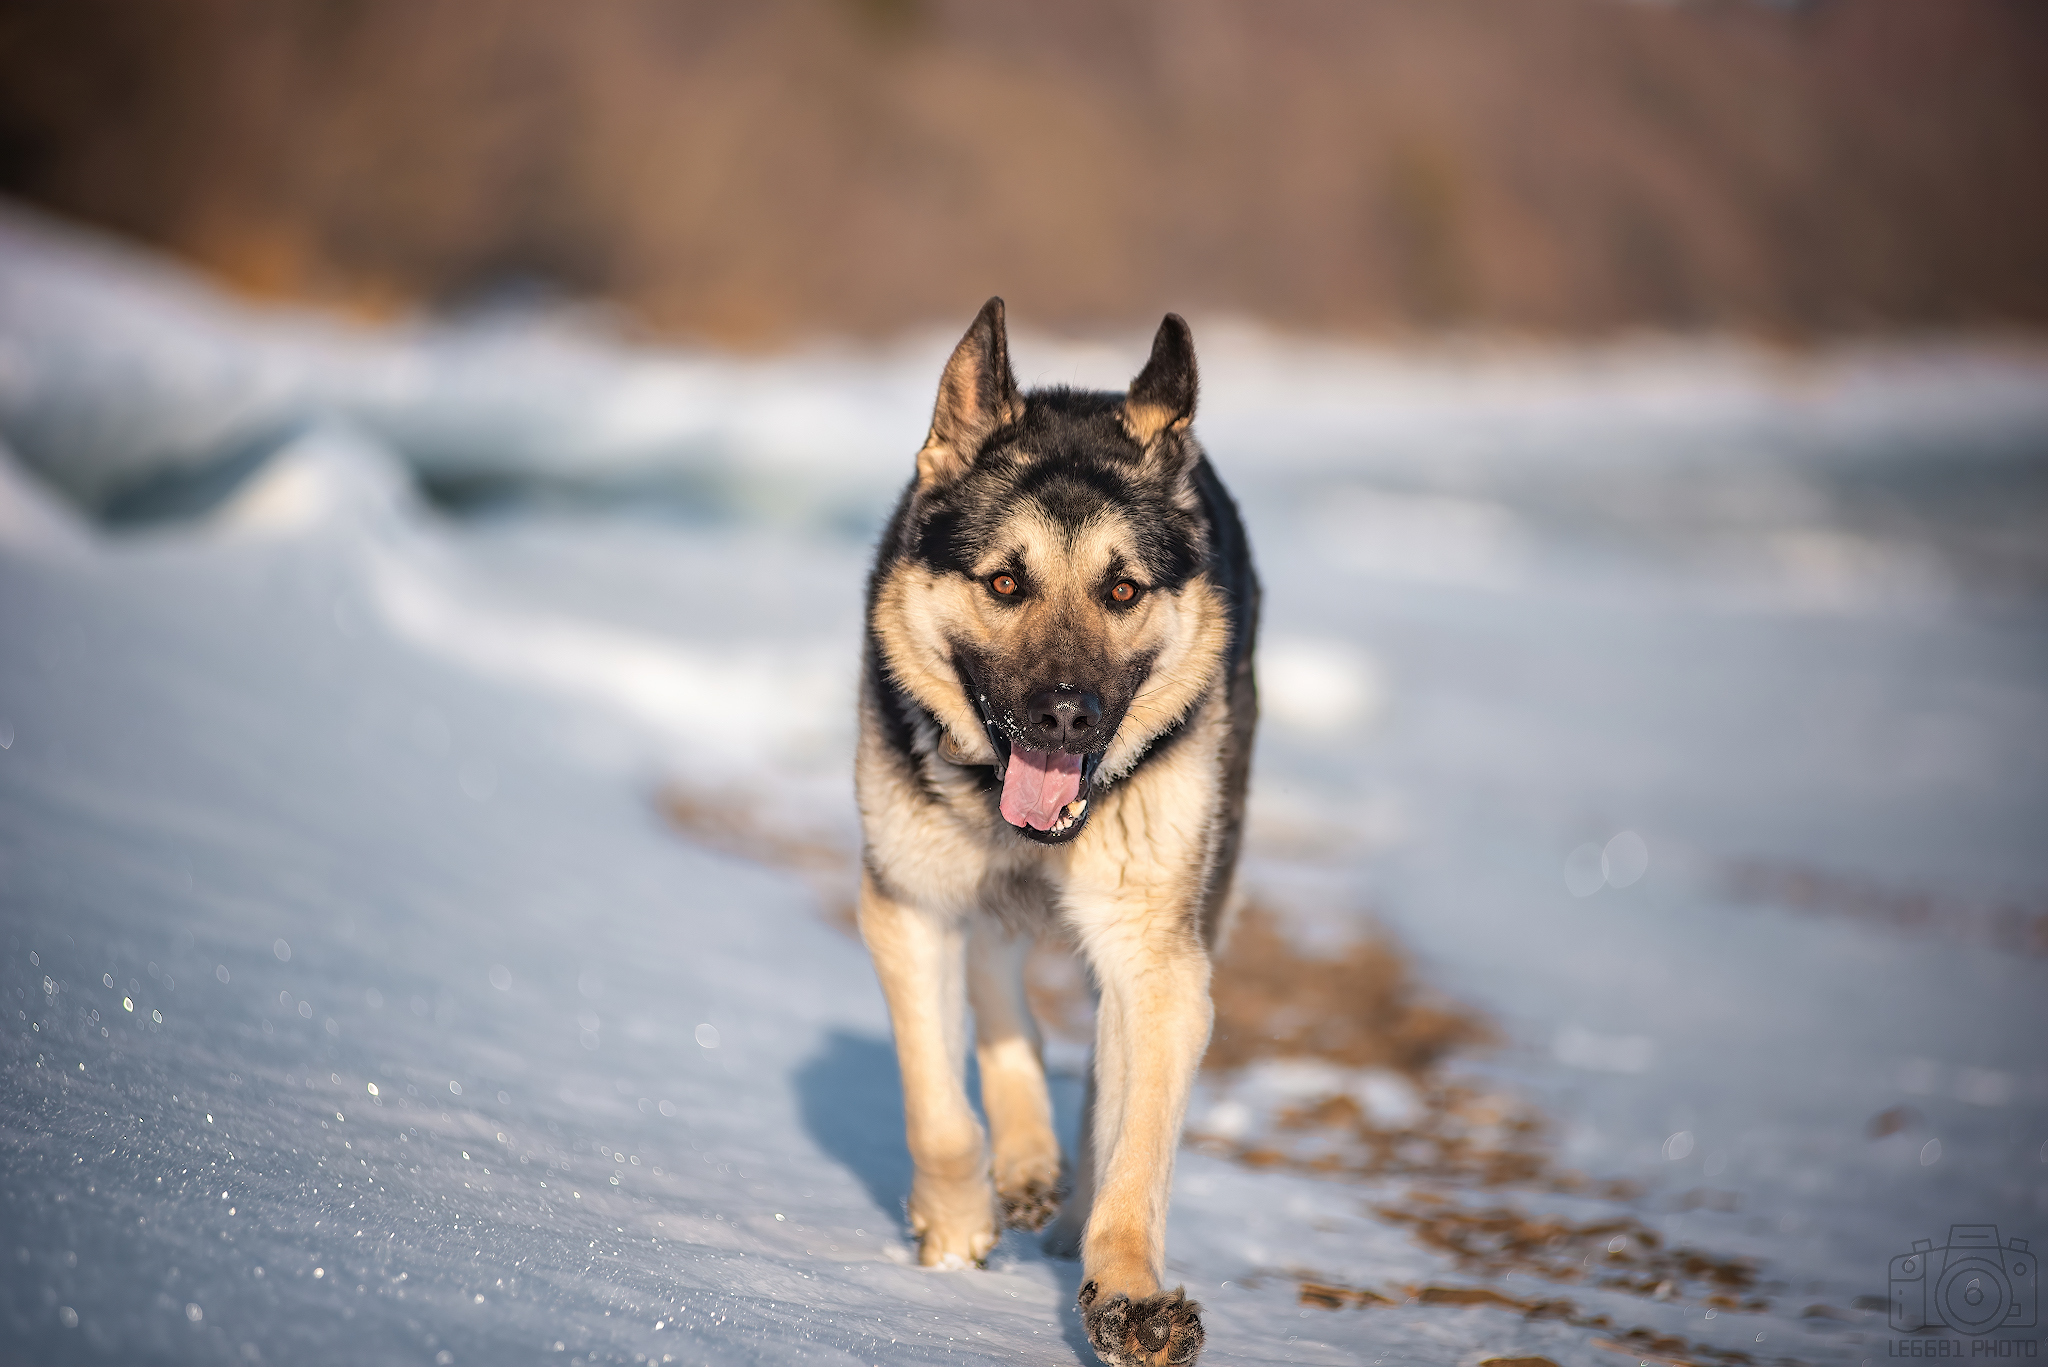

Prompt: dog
[856,298,1258,1367]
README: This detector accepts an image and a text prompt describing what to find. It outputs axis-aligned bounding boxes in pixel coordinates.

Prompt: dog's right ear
[917,297,1023,489]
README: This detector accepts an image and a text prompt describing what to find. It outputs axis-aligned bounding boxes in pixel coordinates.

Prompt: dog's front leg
[858,871,997,1267]
[1073,908,1212,1366]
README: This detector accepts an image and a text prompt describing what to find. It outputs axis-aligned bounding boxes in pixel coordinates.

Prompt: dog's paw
[1078,1281,1204,1367]
[911,1216,998,1269]
[998,1173,1063,1232]
[907,1179,998,1269]
[913,1224,997,1269]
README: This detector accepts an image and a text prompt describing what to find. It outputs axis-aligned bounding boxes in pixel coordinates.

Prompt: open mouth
[961,666,1103,844]
[994,736,1102,842]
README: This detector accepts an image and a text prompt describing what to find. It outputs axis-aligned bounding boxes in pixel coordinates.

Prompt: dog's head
[870,298,1233,845]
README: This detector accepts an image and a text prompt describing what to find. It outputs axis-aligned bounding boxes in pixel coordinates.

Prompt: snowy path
[3,207,2047,1366]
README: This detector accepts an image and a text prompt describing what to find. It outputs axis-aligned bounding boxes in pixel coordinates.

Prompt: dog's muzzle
[958,668,1103,845]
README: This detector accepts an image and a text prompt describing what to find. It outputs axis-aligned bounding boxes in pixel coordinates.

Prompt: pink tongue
[1000,749,1084,831]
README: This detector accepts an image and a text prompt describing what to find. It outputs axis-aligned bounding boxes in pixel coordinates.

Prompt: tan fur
[859,527,1237,1278]
[856,870,998,1265]
[966,921,1063,1224]
[1060,688,1228,1293]
[870,503,1231,784]
[859,308,1248,1365]
[1118,399,1190,449]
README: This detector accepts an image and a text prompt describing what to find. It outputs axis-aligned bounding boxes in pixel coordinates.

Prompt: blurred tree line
[1,0,2042,342]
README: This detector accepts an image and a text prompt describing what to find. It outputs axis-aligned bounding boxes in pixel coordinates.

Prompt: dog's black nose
[1024,687,1103,749]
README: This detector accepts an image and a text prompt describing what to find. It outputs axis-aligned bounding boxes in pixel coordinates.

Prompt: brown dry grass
[1205,902,1489,1074]
[1271,1183,1785,1348]
[1373,1198,1760,1298]
[2,0,2044,340]
[1726,861,2048,957]
[1294,1269,1782,1367]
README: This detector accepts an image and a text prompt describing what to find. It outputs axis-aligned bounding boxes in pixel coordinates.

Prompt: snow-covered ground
[3,202,2046,1367]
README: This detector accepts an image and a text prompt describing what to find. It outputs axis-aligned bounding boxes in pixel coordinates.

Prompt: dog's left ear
[1122,313,1199,460]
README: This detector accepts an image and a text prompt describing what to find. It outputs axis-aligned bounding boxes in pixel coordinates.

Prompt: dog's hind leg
[858,871,997,1268]
[1071,910,1211,1366]
[966,919,1063,1231]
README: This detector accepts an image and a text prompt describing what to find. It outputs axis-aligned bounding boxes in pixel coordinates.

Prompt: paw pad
[1079,1285,1204,1367]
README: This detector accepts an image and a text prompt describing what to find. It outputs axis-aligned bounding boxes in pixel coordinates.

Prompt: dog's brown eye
[990,574,1018,596]
[1111,581,1137,603]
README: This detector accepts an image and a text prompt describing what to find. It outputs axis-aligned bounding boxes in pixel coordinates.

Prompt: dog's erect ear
[1122,313,1199,452]
[917,297,1023,489]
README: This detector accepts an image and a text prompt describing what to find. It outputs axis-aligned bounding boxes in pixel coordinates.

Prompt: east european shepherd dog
[857,298,1258,1367]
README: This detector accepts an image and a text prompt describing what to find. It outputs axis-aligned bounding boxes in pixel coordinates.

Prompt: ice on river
[2,202,2046,1366]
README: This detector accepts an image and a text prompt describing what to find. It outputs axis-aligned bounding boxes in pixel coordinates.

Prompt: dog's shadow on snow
[793,1030,914,1222]
[793,1029,1091,1229]
[797,1031,1097,1361]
